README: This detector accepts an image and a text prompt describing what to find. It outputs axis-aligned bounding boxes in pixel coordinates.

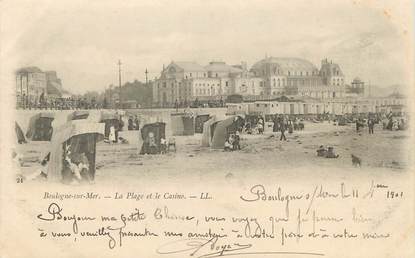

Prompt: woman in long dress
[109,125,116,143]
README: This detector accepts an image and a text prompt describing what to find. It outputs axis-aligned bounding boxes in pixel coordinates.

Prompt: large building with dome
[152,57,347,107]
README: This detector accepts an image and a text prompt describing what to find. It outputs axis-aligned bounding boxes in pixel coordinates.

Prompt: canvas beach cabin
[170,113,195,136]
[47,120,105,184]
[211,116,244,149]
[139,122,166,155]
[25,112,55,141]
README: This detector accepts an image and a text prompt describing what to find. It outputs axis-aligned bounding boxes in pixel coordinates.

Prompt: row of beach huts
[226,97,407,116]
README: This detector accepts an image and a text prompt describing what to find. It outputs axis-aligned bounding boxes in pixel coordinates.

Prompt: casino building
[152,57,346,107]
[249,57,345,98]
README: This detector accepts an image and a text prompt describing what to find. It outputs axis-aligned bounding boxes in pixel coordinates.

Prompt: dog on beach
[351,154,362,167]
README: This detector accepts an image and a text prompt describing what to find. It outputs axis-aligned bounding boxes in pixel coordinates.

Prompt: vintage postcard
[0,0,414,257]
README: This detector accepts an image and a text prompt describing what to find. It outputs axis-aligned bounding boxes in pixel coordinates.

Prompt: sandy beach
[14,109,410,187]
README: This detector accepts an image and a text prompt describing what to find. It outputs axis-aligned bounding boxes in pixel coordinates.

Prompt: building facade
[249,57,345,98]
[15,67,63,107]
[153,57,347,107]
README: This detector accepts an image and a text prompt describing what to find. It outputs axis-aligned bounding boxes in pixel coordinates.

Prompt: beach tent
[47,120,104,183]
[201,116,218,147]
[15,122,26,144]
[100,110,121,139]
[25,112,54,141]
[195,114,211,133]
[170,113,195,136]
[67,110,90,121]
[139,122,166,154]
[211,116,244,149]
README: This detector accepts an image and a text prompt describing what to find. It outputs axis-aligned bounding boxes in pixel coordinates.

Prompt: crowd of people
[127,115,140,131]
[272,115,305,141]
[353,112,409,133]
[17,97,105,110]
[224,132,241,151]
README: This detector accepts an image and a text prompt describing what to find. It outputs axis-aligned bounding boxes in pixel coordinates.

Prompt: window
[204,73,206,77]
[225,81,228,86]
[215,73,218,77]
[190,73,192,77]
[288,71,291,76]
[256,104,260,107]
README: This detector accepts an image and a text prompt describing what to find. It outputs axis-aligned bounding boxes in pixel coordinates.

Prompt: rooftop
[251,57,318,72]
[173,61,206,72]
[16,66,43,74]
[205,62,243,73]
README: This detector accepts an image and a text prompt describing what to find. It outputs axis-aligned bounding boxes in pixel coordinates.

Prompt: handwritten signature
[156,237,324,257]
[156,237,252,258]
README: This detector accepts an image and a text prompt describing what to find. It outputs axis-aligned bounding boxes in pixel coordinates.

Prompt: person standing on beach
[368,118,375,134]
[134,115,140,130]
[280,120,287,141]
[109,125,116,143]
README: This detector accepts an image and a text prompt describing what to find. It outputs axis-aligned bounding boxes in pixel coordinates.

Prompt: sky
[1,0,413,94]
